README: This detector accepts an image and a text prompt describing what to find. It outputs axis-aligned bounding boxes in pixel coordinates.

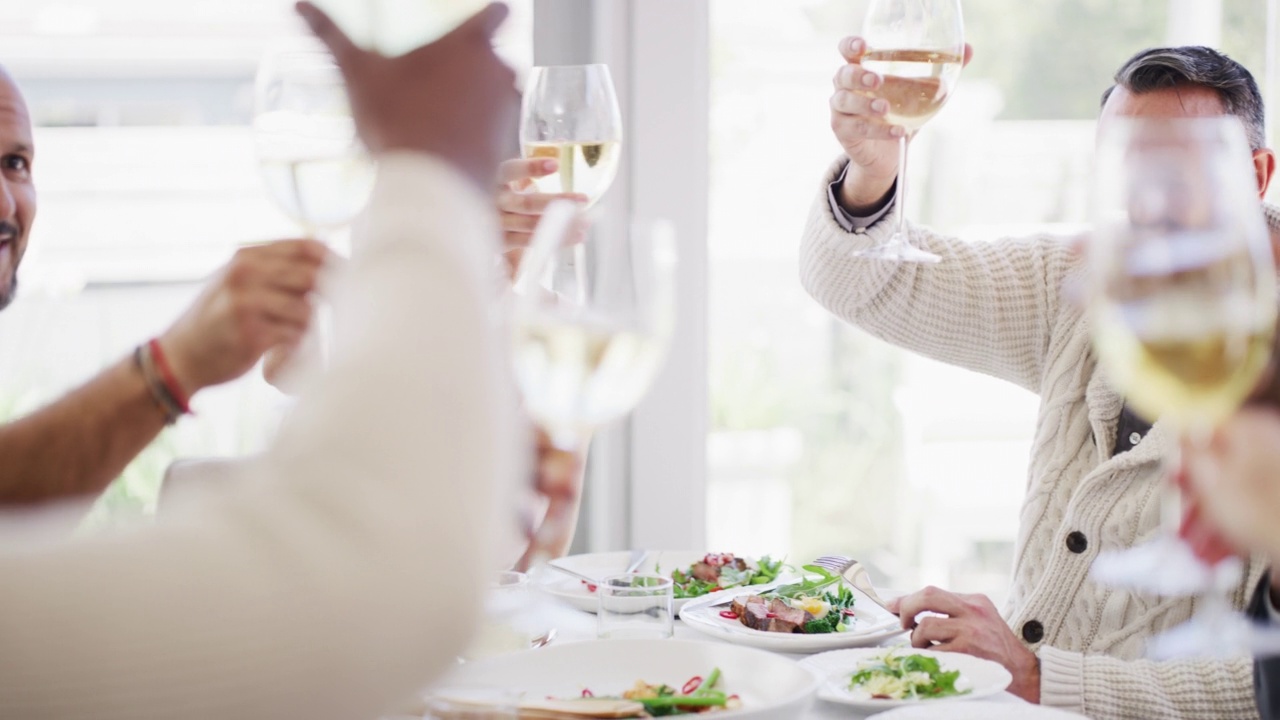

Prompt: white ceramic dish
[871,700,1090,719]
[801,647,1012,711]
[538,551,784,614]
[430,638,821,719]
[678,583,904,654]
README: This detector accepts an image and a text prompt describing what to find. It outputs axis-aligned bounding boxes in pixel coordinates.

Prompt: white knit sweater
[800,157,1272,720]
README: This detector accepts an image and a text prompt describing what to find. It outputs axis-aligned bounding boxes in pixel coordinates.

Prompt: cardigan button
[1066,531,1088,554]
[1022,620,1045,644]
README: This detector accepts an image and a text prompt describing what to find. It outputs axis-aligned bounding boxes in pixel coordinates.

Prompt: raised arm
[0,240,323,506]
[800,157,1078,393]
[0,4,522,719]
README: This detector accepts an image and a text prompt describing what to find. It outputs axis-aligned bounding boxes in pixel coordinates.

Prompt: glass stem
[893,134,910,246]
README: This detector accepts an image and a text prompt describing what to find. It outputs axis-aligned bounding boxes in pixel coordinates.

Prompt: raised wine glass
[1087,116,1278,657]
[510,202,676,566]
[858,0,965,263]
[520,64,623,208]
[253,49,375,242]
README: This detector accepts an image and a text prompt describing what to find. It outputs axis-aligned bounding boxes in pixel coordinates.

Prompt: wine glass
[253,49,376,241]
[858,0,965,263]
[1086,116,1277,655]
[510,202,676,566]
[520,64,623,208]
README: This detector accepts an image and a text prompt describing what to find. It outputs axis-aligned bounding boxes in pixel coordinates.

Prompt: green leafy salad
[849,651,970,700]
[665,553,785,599]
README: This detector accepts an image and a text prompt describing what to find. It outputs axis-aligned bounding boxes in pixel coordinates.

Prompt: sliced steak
[739,596,771,632]
[732,557,749,572]
[691,562,720,583]
[767,598,813,633]
[730,597,748,617]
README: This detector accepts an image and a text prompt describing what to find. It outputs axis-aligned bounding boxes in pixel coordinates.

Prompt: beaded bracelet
[133,341,191,425]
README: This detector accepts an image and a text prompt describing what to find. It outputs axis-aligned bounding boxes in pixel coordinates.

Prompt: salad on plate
[716,565,857,634]
[848,650,970,701]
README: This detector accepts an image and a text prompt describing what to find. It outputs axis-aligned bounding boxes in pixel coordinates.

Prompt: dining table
[397,598,1029,720]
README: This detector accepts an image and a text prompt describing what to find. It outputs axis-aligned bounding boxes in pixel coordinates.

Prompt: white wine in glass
[858,0,965,263]
[520,65,623,207]
[253,50,375,239]
[511,203,676,564]
[1088,116,1277,658]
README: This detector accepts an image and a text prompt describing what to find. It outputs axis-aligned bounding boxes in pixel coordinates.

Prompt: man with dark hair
[804,43,1277,719]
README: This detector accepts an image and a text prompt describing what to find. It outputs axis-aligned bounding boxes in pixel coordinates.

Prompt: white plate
[430,638,820,719]
[678,582,905,654]
[537,551,783,614]
[871,700,1090,719]
[801,647,1012,711]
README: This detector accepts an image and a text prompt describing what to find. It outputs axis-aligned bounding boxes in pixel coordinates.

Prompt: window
[0,0,532,519]
[705,0,1272,604]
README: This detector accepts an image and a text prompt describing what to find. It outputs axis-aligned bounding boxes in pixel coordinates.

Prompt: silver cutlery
[547,550,650,587]
[812,554,897,615]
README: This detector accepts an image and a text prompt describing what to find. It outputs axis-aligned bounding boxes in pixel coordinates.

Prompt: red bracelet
[147,339,192,414]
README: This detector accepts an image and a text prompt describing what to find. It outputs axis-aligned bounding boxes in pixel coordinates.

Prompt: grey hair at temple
[1101,45,1267,150]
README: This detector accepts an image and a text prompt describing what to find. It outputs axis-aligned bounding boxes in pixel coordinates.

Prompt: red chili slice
[586,584,597,593]
[843,609,857,616]
[719,610,739,620]
[681,676,703,695]
[766,612,777,619]
[582,689,594,698]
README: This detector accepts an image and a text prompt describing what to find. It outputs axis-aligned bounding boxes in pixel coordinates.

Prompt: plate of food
[677,565,904,654]
[538,551,787,614]
[424,638,820,718]
[800,647,1012,711]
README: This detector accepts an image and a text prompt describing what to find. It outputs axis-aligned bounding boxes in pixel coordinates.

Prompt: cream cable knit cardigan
[801,157,1274,720]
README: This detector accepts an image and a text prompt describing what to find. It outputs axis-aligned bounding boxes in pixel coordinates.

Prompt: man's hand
[158,240,327,398]
[496,158,588,278]
[513,428,586,571]
[830,37,972,214]
[296,1,519,188]
[1183,408,1280,564]
[887,586,1041,703]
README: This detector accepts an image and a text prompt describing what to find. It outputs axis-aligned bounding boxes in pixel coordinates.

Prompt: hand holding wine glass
[520,64,623,208]
[510,202,676,567]
[836,0,965,263]
[829,36,972,213]
[1087,116,1278,658]
[297,1,520,187]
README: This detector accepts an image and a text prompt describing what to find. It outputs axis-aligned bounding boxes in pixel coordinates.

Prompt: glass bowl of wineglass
[1088,115,1278,658]
[253,48,376,242]
[520,64,623,209]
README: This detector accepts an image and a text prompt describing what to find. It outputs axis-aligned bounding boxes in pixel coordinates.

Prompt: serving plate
[678,582,904,654]
[537,551,785,614]
[429,638,821,719]
[801,647,1012,711]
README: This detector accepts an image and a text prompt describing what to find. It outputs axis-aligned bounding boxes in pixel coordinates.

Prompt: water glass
[596,573,674,640]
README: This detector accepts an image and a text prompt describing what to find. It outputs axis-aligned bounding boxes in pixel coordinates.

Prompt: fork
[812,555,897,615]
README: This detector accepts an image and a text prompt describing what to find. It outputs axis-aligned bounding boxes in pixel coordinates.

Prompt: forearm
[0,355,166,506]
[838,165,896,216]
[0,154,516,720]
[800,156,1074,392]
[1038,645,1260,720]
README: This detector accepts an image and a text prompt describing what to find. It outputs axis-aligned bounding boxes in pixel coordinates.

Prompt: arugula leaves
[670,555,787,599]
[773,565,841,599]
[849,651,969,700]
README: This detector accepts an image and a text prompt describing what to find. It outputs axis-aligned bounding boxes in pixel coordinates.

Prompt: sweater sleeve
[1039,645,1261,720]
[799,157,1078,393]
[0,153,519,720]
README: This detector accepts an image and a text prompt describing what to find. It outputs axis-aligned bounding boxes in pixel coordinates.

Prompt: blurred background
[0,0,1272,603]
